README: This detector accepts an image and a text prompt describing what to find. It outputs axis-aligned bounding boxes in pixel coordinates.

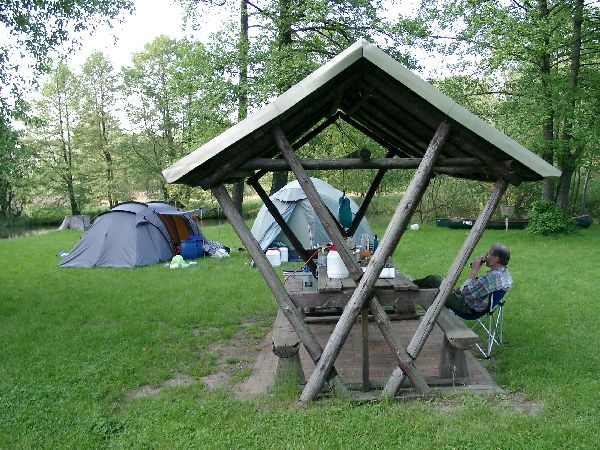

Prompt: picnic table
[285,265,420,320]
[278,266,477,392]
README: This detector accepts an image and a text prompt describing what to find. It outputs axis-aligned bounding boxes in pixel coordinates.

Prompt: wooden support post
[297,121,450,402]
[246,114,340,186]
[294,112,340,150]
[276,124,432,396]
[248,179,317,276]
[382,177,509,397]
[272,310,305,387]
[211,184,348,395]
[439,341,469,379]
[361,306,369,392]
[464,145,522,186]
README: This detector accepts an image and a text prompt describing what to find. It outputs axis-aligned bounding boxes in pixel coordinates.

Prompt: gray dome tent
[251,178,372,253]
[59,201,202,268]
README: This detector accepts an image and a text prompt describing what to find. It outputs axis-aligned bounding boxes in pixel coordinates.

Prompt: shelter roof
[163,40,561,188]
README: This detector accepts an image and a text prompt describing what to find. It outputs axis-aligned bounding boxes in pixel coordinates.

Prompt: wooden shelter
[163,40,561,401]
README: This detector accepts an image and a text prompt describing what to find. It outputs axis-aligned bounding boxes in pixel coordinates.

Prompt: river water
[0,226,57,239]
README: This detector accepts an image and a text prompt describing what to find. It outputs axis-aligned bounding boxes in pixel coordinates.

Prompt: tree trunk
[67,177,80,215]
[580,152,592,213]
[555,0,584,212]
[160,180,169,202]
[270,171,289,195]
[231,0,250,215]
[269,0,293,196]
[103,149,115,207]
[100,114,116,207]
[569,167,580,216]
[556,169,572,212]
[539,0,555,202]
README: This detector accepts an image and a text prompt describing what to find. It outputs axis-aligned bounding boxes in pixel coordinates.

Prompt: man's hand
[471,255,484,270]
[468,255,484,278]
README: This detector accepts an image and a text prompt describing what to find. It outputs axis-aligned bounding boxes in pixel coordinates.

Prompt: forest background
[1,0,599,226]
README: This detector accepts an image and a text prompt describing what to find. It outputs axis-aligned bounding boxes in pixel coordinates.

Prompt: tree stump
[58,215,90,231]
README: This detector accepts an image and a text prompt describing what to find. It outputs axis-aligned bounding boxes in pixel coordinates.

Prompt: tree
[77,51,121,207]
[0,0,134,130]
[0,119,32,218]
[183,0,422,195]
[121,36,233,204]
[30,62,83,215]
[417,0,600,213]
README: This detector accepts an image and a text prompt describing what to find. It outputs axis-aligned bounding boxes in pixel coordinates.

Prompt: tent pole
[211,184,348,396]
[382,177,509,397]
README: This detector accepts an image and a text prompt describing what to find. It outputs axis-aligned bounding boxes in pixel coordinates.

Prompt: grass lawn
[1,221,599,448]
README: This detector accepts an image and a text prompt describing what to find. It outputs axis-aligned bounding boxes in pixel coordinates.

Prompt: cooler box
[283,270,317,292]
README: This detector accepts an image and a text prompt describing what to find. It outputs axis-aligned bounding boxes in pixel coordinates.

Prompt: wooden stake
[297,121,451,402]
[211,184,348,395]
[361,306,369,392]
[382,177,509,397]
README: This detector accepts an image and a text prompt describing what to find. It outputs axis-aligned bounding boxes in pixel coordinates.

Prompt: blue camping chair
[451,290,507,358]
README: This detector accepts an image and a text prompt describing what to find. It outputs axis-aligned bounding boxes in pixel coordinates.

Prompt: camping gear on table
[58,201,206,268]
[326,246,349,279]
[251,178,372,260]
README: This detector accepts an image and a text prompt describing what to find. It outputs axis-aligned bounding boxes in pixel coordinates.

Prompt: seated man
[413,243,512,314]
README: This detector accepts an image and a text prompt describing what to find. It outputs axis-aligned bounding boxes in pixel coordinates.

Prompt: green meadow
[1,222,599,448]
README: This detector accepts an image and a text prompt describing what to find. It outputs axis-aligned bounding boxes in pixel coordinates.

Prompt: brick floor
[240,315,501,398]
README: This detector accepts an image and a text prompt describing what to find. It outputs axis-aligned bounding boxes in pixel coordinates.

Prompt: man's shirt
[460,267,512,312]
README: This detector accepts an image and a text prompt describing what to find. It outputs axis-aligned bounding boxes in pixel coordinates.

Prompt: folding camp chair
[451,290,508,358]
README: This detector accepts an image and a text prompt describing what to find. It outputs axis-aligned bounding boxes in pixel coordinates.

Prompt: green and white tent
[251,178,371,253]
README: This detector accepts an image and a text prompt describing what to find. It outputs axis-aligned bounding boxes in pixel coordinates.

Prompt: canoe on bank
[437,215,592,229]
[440,218,529,229]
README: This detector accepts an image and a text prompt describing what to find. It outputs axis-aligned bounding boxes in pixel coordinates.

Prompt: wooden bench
[413,289,479,380]
[436,308,478,379]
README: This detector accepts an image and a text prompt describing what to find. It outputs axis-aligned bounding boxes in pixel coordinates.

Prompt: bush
[528,201,576,235]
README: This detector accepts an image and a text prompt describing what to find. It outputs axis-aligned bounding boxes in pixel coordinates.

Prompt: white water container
[326,246,349,279]
[278,246,289,263]
[266,248,281,266]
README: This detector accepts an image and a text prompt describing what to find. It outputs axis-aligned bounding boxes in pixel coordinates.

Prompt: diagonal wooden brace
[211,184,348,395]
[283,121,451,402]
[275,126,434,395]
[275,126,361,280]
[382,177,509,397]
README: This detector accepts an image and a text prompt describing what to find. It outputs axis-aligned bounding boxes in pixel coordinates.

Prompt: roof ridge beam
[239,157,484,171]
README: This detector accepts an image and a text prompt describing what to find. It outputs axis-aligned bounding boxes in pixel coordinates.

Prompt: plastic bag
[212,248,230,258]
